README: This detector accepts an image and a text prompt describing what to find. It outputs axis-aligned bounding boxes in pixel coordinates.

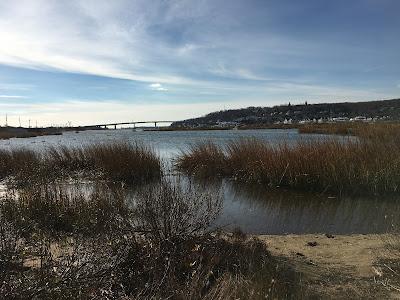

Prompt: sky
[0,0,399,126]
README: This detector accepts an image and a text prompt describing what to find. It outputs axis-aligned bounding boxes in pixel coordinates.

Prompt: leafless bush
[1,235,127,299]
[0,177,301,299]
[134,179,222,244]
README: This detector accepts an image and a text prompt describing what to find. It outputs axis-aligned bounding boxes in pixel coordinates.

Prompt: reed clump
[0,149,44,185]
[298,122,357,135]
[0,142,162,184]
[1,184,131,235]
[85,143,162,183]
[176,125,400,195]
[175,142,226,177]
[298,122,400,136]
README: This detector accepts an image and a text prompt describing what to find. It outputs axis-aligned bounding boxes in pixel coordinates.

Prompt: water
[1,128,398,234]
[0,128,343,159]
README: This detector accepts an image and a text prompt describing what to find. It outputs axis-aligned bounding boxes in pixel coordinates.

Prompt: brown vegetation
[0,142,162,185]
[0,128,62,140]
[1,184,131,235]
[176,124,400,195]
[298,122,400,136]
[0,180,300,299]
[298,122,356,135]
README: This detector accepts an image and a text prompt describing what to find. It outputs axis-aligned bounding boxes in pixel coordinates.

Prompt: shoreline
[257,233,400,298]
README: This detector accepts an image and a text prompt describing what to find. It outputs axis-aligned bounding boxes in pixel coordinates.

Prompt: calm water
[0,128,344,158]
[1,129,398,234]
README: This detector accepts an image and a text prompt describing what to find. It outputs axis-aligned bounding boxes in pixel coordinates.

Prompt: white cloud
[149,83,168,91]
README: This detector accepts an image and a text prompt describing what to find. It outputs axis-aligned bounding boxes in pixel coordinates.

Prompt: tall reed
[176,125,400,195]
[1,184,131,234]
[0,142,162,184]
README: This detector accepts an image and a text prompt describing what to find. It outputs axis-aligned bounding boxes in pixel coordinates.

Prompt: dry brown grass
[176,142,226,177]
[298,122,400,136]
[176,124,400,195]
[1,184,131,235]
[0,129,62,140]
[0,142,162,185]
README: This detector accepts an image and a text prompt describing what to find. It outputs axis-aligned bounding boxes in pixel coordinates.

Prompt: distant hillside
[171,98,400,128]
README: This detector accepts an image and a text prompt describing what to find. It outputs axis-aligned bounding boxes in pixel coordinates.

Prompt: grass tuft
[0,142,162,185]
[176,124,400,195]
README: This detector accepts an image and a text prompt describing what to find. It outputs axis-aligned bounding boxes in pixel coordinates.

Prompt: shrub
[134,178,223,244]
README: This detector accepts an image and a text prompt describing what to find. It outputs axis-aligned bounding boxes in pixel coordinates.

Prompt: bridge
[87,120,177,130]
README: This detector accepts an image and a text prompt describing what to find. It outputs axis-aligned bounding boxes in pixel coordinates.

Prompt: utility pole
[36,120,38,128]
[19,117,21,127]
[5,114,7,127]
[29,119,31,128]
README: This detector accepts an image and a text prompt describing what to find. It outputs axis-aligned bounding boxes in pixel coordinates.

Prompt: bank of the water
[258,233,400,299]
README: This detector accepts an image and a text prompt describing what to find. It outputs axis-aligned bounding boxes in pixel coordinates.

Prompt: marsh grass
[0,130,56,140]
[298,122,400,137]
[0,149,42,183]
[298,122,358,135]
[1,184,132,235]
[176,142,226,177]
[0,215,23,277]
[374,233,400,295]
[0,142,162,185]
[176,124,400,195]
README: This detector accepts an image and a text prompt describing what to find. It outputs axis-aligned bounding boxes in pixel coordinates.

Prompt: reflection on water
[0,129,397,235]
[218,180,400,234]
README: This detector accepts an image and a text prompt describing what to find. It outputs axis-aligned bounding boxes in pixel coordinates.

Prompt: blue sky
[0,0,399,126]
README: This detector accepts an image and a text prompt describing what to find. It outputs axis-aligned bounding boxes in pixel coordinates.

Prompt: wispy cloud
[209,63,272,81]
[0,0,377,88]
[0,83,33,91]
[0,0,399,122]
[0,95,27,99]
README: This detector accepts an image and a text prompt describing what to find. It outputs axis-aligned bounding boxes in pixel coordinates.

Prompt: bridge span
[88,120,177,130]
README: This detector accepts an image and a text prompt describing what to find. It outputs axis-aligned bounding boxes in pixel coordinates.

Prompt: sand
[259,234,400,299]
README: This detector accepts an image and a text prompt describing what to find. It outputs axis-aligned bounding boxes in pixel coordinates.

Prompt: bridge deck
[86,121,176,128]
